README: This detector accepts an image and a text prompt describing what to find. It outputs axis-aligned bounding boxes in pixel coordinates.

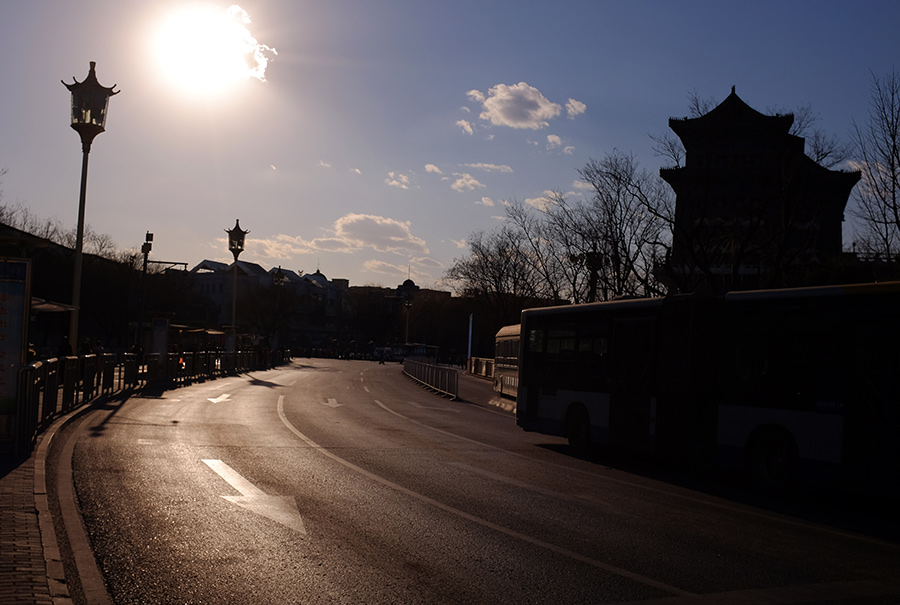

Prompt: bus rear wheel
[566,405,591,453]
[748,428,798,492]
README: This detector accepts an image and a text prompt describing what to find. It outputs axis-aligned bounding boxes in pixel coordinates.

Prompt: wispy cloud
[425,164,443,174]
[385,171,412,189]
[477,197,495,207]
[524,190,559,211]
[451,173,485,192]
[464,163,513,173]
[456,119,473,135]
[248,214,429,259]
[566,98,587,118]
[363,259,433,282]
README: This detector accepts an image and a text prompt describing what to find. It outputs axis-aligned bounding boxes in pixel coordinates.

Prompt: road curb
[34,396,118,605]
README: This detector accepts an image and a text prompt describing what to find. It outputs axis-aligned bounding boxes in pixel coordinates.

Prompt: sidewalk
[1,425,72,605]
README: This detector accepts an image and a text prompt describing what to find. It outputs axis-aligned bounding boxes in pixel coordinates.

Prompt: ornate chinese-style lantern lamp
[62,61,119,348]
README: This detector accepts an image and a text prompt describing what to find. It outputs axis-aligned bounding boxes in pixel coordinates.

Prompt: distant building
[659,88,860,293]
[189,262,352,352]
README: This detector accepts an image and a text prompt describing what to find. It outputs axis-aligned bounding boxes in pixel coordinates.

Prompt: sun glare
[152,4,275,98]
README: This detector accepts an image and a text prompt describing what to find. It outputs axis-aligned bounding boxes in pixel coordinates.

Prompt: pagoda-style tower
[660,88,859,293]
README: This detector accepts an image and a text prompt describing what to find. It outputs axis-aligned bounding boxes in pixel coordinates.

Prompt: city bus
[515,282,900,494]
[493,324,520,398]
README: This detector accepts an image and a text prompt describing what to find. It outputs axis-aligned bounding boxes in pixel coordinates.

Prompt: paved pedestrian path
[0,443,68,604]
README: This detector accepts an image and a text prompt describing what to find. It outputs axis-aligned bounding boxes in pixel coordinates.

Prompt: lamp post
[272,266,287,353]
[139,232,153,348]
[63,61,119,349]
[225,219,248,351]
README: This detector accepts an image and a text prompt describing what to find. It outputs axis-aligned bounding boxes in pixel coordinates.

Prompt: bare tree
[575,151,670,299]
[0,200,129,262]
[447,151,671,309]
[772,103,852,168]
[444,226,546,327]
[850,69,900,260]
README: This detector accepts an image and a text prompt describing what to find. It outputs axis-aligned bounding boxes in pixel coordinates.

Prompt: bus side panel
[608,318,656,455]
[653,297,718,469]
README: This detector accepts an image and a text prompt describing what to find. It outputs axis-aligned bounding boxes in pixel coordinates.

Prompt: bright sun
[152,4,275,98]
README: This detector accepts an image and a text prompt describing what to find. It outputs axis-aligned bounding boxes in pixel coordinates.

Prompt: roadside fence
[403,358,459,399]
[468,357,494,379]
[9,348,291,460]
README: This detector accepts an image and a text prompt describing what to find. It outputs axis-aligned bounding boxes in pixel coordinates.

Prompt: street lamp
[139,232,153,347]
[63,61,119,349]
[272,266,287,352]
[225,219,248,350]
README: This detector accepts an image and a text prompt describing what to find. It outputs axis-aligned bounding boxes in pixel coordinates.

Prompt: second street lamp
[63,61,119,349]
[225,219,249,351]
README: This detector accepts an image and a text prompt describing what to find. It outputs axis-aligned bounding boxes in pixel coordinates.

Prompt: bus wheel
[748,428,798,492]
[566,405,591,453]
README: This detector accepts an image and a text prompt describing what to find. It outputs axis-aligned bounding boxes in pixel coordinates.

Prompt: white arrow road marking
[208,393,231,403]
[202,459,306,534]
[321,397,342,408]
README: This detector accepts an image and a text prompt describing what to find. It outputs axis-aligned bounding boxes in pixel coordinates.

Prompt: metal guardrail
[8,348,291,459]
[403,358,459,399]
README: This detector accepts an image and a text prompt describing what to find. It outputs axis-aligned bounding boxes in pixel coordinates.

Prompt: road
[51,358,900,604]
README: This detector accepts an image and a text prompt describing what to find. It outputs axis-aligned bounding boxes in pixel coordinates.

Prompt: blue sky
[1,1,898,288]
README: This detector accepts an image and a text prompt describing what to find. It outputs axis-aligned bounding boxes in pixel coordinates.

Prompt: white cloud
[456,119,473,135]
[566,98,587,118]
[524,190,559,211]
[547,134,562,148]
[254,214,429,258]
[333,214,429,254]
[450,238,467,249]
[363,259,405,275]
[563,146,575,155]
[363,259,433,282]
[352,168,362,175]
[451,173,485,192]
[472,82,561,129]
[425,164,443,174]
[318,160,332,168]
[385,171,411,189]
[477,197,495,207]
[411,256,443,269]
[465,163,513,173]
[573,179,593,190]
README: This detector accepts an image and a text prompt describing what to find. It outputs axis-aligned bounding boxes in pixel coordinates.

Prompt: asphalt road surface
[51,358,900,604]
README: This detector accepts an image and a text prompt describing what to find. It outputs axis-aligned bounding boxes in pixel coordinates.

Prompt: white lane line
[277,396,692,597]
[208,393,231,404]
